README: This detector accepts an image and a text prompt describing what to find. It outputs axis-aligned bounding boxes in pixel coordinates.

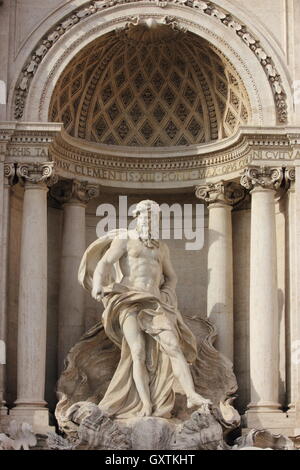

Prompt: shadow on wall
[207,228,222,249]
[278,288,286,410]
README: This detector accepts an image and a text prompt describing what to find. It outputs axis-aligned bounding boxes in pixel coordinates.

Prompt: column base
[9,406,54,434]
[243,408,293,435]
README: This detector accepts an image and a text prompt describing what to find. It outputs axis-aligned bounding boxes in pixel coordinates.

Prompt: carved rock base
[47,402,230,450]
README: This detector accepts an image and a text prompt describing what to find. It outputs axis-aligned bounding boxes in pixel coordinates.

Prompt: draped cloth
[77,230,197,418]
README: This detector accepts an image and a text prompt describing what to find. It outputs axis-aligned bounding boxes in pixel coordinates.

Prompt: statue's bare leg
[158,330,212,409]
[122,314,152,417]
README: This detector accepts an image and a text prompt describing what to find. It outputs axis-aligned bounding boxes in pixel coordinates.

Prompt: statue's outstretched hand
[91,285,104,302]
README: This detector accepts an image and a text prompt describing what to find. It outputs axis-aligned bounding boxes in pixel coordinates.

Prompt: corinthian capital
[50,179,99,205]
[240,166,283,191]
[16,162,57,186]
[195,180,245,206]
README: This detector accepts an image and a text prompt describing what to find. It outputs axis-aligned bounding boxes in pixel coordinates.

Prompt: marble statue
[55,200,240,449]
[84,199,211,417]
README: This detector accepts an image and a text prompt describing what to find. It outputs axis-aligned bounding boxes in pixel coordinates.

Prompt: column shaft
[51,179,98,374]
[286,180,296,413]
[241,166,285,429]
[295,166,300,430]
[196,180,244,363]
[11,162,55,433]
[58,202,86,372]
[15,183,48,407]
[0,164,14,416]
[248,187,280,410]
[207,203,233,361]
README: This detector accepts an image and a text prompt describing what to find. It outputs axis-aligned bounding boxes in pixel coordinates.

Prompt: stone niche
[49,25,251,147]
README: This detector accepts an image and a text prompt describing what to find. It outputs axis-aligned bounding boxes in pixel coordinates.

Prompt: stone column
[51,180,98,374]
[10,162,56,433]
[195,181,244,362]
[0,164,15,420]
[294,164,300,433]
[241,166,283,426]
[285,168,296,416]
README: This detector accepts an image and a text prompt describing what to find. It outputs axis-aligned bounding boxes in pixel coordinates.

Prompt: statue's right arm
[91,238,127,301]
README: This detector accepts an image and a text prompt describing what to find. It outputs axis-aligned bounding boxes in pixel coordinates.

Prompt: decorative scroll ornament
[285,167,295,182]
[50,178,99,204]
[16,162,57,186]
[195,180,245,205]
[240,166,284,191]
[13,0,288,123]
[4,163,16,185]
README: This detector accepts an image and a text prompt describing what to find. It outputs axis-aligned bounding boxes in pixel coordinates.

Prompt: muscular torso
[119,238,163,297]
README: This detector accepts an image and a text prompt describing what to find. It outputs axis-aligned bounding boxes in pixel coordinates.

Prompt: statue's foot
[187,393,212,410]
[136,403,152,417]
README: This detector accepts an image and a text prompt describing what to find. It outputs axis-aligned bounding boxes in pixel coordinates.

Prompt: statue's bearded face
[134,200,160,244]
[136,208,160,240]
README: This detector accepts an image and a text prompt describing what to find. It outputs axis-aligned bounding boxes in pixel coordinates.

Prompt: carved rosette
[50,179,99,205]
[4,163,16,186]
[240,166,283,191]
[16,162,57,188]
[195,180,245,206]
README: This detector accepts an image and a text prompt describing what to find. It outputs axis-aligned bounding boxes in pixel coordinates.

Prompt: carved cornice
[195,180,245,206]
[0,123,62,162]
[44,128,300,187]
[240,165,284,191]
[2,125,300,189]
[50,179,99,205]
[16,162,57,187]
[13,0,288,123]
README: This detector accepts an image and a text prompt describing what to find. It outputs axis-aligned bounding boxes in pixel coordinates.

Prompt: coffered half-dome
[49,24,251,147]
